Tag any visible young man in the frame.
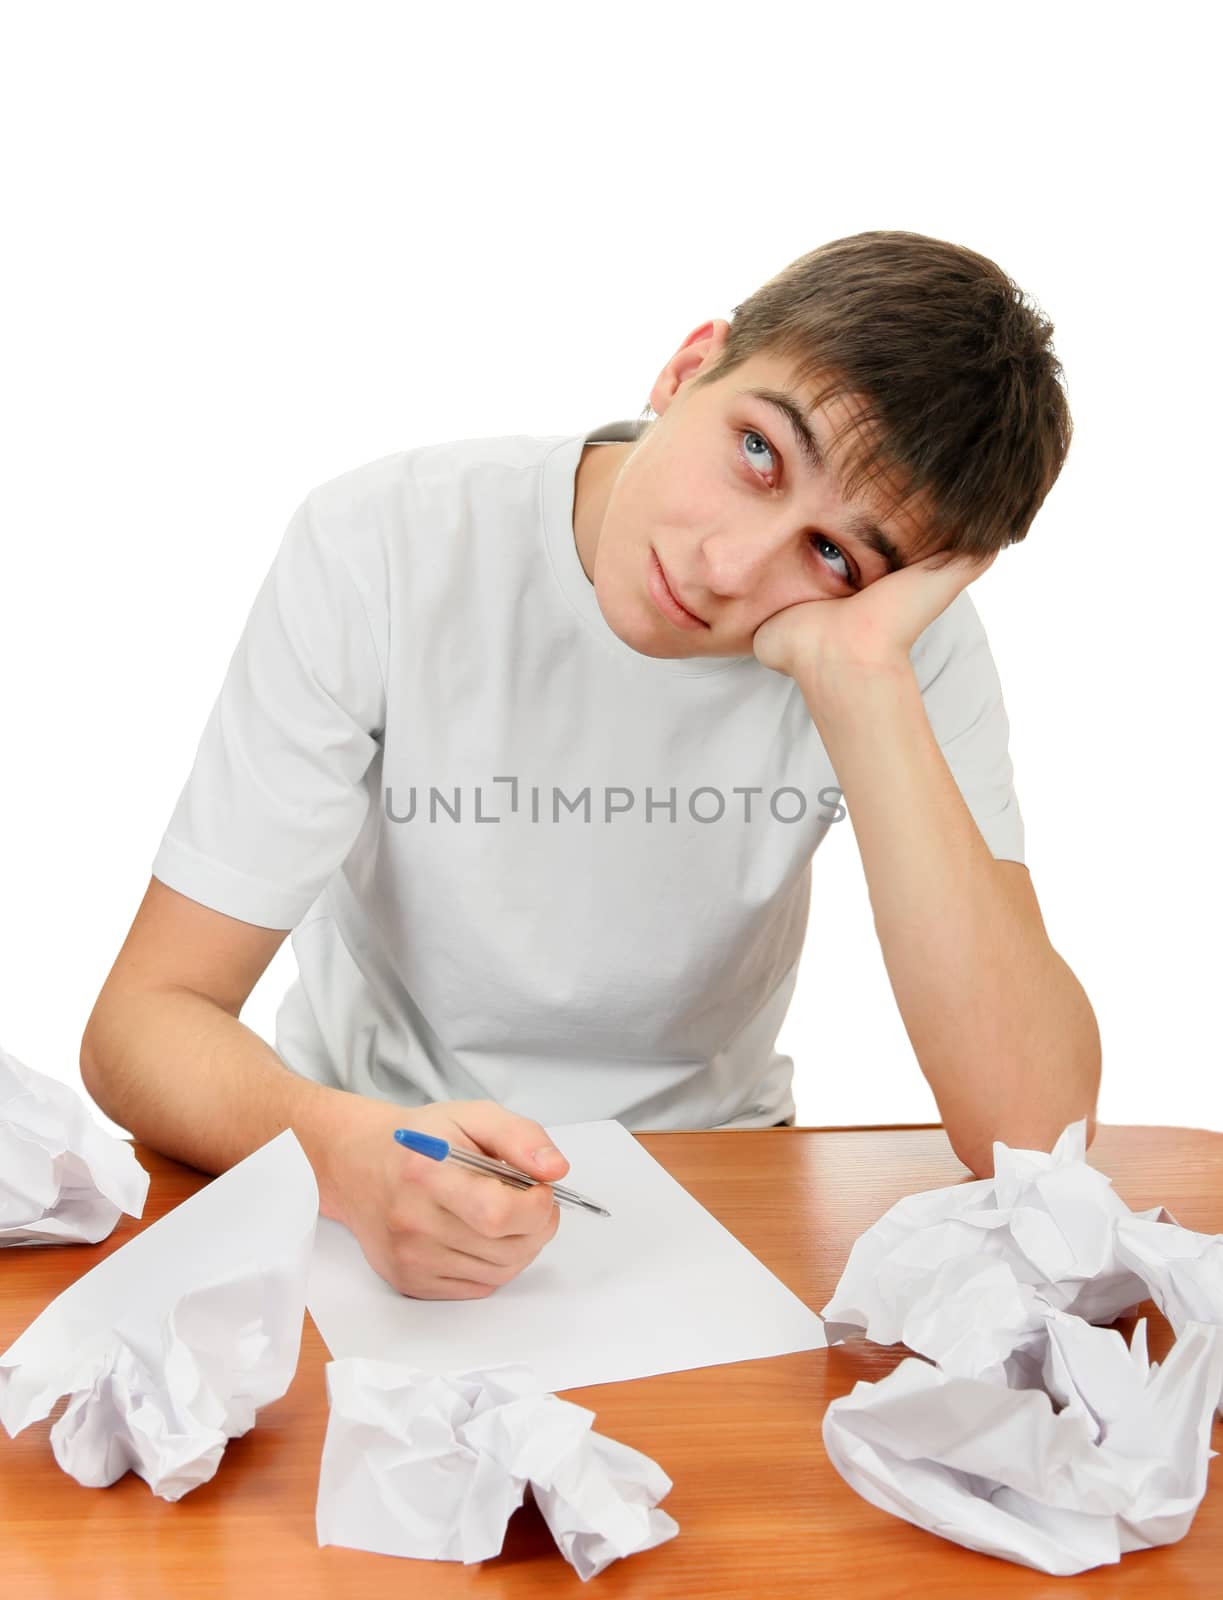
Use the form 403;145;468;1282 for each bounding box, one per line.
80;231;1101;1302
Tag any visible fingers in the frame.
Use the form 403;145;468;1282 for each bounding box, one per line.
430;1160;561;1239
915;547;998;581
377;1099;570;1300
381;1194;561;1299
446;1100;571;1183
428;1279;497;1301
403;1098;569;1236
430;1190;561;1267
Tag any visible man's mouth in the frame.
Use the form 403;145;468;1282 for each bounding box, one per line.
648;547;708;629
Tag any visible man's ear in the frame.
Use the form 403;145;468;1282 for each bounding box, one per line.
652;318;732;413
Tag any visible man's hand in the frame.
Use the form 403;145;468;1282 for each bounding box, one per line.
752;549;998;679
327;1097;570;1300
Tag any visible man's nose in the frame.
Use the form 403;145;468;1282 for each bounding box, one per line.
701;527;788;598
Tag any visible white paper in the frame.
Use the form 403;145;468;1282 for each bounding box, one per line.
0;1130;318;1499
823;1316;1223;1576
1114;1214;1223;1367
316;1357;678;1579
0;1042;148;1244
306;1119;827;1392
819;1119;1223;1575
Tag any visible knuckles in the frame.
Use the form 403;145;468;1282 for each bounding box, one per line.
385;1202;427;1238
474;1185;557;1238
391;1273;497;1301
472;1194;517;1236
379;1211;559;1299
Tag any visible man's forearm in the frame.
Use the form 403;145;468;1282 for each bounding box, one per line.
796;654;1101;1175
80;986;360;1222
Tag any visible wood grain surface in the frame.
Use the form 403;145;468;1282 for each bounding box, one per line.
1;1123;1220;1598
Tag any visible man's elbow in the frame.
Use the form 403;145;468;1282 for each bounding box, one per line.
79;989;125;1114
948;1106;1099;1181
80;1023;112;1122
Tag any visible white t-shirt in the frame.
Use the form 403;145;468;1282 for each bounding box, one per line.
150;419;1024;1130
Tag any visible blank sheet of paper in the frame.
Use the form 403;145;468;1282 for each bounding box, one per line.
305;1119;827;1393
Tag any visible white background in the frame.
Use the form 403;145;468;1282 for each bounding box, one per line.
2;2;1218;1136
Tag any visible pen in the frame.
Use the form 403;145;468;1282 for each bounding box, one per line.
392;1129;612;1218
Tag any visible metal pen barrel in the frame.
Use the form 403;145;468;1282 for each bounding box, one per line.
446;1146;611;1217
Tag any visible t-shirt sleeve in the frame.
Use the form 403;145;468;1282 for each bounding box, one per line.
913;589;1025;866
150;494;387;929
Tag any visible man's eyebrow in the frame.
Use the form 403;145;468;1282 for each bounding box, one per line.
738;385;908;573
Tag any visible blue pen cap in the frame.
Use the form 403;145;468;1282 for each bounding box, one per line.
393;1128;450;1161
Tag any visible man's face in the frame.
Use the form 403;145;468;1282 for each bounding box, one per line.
573;320;933;660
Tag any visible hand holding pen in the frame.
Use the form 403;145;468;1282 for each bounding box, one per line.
394;1128;611;1217
327;1098;580;1301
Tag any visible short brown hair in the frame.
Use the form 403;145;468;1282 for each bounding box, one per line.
640;230;1072;560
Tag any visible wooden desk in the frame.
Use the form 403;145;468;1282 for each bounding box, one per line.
2;1125;1220;1598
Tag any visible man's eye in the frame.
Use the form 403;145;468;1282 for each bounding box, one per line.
811;534;851;583
740;425;857;587
740;428;777;476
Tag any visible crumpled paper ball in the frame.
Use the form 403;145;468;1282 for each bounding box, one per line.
0;1043;148;1244
818;1119;1223;1575
316;1358;679;1579
0;1130;318;1500
823;1314;1222;1576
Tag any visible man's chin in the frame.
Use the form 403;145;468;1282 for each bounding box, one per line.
629;636;696;660
617;625;743;662
596;580;735;660
617;606;702;659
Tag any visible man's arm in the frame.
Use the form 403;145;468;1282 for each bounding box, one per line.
751;551;1101;1178
80;876;365;1220
793;652;1100;1177
81;877;569;1298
